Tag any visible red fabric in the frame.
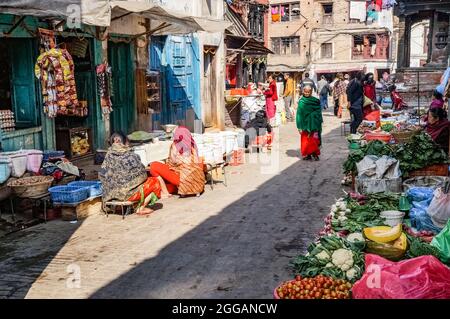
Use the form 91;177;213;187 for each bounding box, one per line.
266;97;276;119
173;126;197;156
300;131;320;157
364;109;381;128
264;80;278;101
150;161;180;193
363;83;376;102
426;119;450;141
352;254;450;299
430;99;445;110
226;64;237;87
128;177;162;202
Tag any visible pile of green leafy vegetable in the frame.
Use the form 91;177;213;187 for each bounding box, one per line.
291;235;365;283
405;235;442;260
343;140;395;174
332;193;399;233
393;133;448;176
342;132;448;176
381;123;395;132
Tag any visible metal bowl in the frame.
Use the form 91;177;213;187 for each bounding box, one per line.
161;124;178;133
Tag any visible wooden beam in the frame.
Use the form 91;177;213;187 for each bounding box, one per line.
4;15;26;35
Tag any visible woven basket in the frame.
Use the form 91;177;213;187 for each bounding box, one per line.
7;176;54;198
408;164;449;177
392;130;421;144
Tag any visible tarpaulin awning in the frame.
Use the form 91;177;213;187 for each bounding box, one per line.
111;1;231;35
0;0;231;34
0;0;111;26
225;34;273;55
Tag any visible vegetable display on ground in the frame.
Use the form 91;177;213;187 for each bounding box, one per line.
275;275;352;299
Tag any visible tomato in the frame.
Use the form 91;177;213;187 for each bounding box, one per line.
346;282;352;289
295;286;300;292
331;291;337;298
315;292;322;299
296;275;302;281
305;284;312;290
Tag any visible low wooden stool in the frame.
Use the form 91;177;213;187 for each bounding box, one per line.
104;201;134;219
205;162;228;190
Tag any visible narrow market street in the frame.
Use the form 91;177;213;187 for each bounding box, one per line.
0;110;347;299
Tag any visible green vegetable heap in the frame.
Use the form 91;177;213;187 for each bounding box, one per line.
343;132;448;176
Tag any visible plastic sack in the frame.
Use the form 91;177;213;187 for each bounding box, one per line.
427;188;450;229
410;207;442;234
407;187;434;203
431;219;450;264
352;254;450;299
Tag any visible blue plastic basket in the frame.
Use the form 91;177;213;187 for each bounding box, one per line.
49;186;89;203
68;181;103;197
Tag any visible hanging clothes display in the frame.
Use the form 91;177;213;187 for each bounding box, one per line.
35;48;80;118
349;1;367;22
382;0;397;9
96;63;113;120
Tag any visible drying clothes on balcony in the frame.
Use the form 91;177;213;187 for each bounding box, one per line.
371;44;377;57
349;1;366;22
272;13;280;22
378;8;394;32
382;0;397;9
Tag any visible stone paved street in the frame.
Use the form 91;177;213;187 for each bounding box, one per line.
0;109;347;299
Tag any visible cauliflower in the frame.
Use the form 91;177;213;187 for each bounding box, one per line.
339;211;346;216
325;262;334;268
331;249;354;271
331;205;337;213
345;209;351;213
316;250;331;261
337;216;348;222
347;232;364;243
346;267;357;280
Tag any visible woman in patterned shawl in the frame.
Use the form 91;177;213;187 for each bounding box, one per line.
149;127;205;196
99;132;169;215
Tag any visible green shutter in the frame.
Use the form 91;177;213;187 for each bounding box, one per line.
9;38;37;128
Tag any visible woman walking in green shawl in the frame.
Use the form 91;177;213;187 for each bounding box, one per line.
296;86;323;161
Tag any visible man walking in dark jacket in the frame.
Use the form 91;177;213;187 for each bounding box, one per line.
300;73;317;93
346;71;364;134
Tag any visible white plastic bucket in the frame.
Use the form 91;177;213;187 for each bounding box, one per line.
380;210;405;227
223;132;238;154
24;150;43;173
1;151;27;178
202;145;215;164
192;133;204;146
0;157;12;184
133;146;148;166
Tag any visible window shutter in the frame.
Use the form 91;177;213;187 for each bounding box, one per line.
9;38;37;128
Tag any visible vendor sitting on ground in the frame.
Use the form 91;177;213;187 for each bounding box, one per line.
425;108;450;154
99;132;170;215
149;127;205;197
244;110;272;149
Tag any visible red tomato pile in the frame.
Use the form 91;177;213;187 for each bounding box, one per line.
275;275;352;299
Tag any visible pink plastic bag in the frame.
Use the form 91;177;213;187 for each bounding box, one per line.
352;254;450;299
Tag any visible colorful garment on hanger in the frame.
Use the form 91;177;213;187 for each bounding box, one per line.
96;63;113;120
35;48;79;118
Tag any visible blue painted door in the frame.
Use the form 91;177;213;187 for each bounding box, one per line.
161;35;200;126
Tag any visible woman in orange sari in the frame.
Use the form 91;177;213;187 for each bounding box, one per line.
149;127;205;196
